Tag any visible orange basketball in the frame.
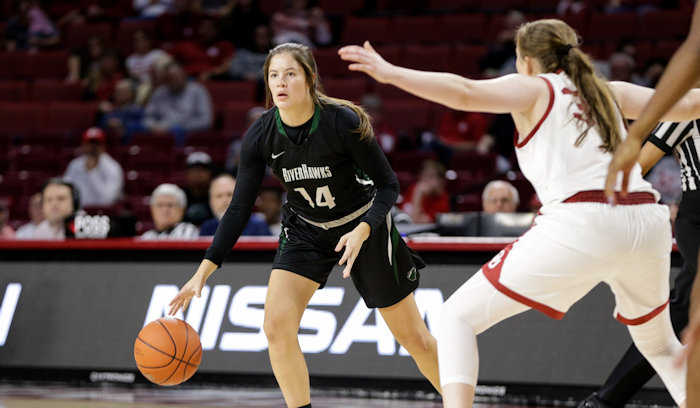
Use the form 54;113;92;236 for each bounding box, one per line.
134;317;202;386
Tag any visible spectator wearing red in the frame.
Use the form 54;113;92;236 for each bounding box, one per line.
400;159;451;224
169;17;234;80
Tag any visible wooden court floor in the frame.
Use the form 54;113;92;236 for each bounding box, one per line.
0;384;448;408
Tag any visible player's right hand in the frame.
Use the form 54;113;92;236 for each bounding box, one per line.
168;274;206;316
338;41;395;84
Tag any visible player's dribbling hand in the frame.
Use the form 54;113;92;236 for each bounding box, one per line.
168;273;206;316
604;132;643;204
338;41;394;84
335;222;371;279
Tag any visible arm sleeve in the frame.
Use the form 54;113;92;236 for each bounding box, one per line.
337;107;400;230
204;120;267;266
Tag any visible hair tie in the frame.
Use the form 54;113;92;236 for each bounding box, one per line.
557;44;574;57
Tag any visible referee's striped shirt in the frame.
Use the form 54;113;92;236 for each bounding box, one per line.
647;121;700;192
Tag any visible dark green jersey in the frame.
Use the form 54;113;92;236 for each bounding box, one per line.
206;104;400;266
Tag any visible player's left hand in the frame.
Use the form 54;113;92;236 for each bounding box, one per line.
335;222;371;278
604;132;643;204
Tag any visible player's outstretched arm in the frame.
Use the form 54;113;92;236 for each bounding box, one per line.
168;259;218;315
338;41;542;114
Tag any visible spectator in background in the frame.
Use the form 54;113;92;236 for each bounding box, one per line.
64;127;124;207
31;179;80;240
125;30;169;100
141;183;198;239
482;180;519;213
400;159;451;224
169;17;234;80
227;24;273;82
270;0;332;48
192;0;234;17
5;0;60;51
85;49;124;103
218;0;267;50
199;174;270;236
601;52;648;86
133;0;174;18
98;79;145;143
143;62;213;145
67;35;105;84
479;10;525;75
362;93;400;154
256;186;283;237
14;193;44;239
0;200;15;239
155;0;202;41
431;109;491;166
182;151;215;225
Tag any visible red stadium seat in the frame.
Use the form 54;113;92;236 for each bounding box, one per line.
428;0;478;12
454;44;489;77
10;145;66;175
0;81;28;101
184;131;234;150
449;152;498;179
384;100;433;134
341;17;391;46
124;146;175;174
62;22;114;51
31;80;84;102
203;81;257;109
222;102;260;134
0;52;26;80
403;45;455;73
45;102;97;132
24;50;70;80
389;151;438;173
129;131;176;151
386;16;439;45
313;47;351;78
320;78;368;103
454;193;482;212
652;40;682;61
436;14;488;44
259;0;284;15
0;102;45;133
638;10;690;41
19;130;74;148
319;0;364;14
585;12;637;43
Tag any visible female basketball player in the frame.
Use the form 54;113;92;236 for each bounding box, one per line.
168;42;439;408
339;19;700;408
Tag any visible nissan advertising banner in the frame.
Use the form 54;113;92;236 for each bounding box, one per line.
0;249;677;389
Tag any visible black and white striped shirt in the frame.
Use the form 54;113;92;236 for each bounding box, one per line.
647;121;700;192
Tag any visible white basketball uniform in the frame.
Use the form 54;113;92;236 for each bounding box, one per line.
438;72;685;404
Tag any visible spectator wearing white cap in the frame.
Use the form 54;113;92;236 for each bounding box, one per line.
141;183;199;240
183;151;215;225
63;127;124;207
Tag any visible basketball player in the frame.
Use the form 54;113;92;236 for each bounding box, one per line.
339;19;700;408
604;4;700;404
581;121;700;408
168;43;439;408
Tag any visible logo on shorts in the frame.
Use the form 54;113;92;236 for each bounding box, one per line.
407;267;417;281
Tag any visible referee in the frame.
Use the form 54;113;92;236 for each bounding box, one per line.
580;120;700;408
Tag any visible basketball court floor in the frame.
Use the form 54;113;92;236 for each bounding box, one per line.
0;384;446;408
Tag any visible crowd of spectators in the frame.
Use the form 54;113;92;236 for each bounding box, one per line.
0;0;690;239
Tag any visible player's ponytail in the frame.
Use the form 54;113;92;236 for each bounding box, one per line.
263;43;374;142
516;19;623;153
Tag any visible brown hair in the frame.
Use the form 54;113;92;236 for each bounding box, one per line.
262;43;374;141
515;19;622;152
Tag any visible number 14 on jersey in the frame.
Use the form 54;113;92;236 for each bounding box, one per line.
294;186;336;209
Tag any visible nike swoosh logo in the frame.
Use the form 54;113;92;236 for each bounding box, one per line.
271;151;286;159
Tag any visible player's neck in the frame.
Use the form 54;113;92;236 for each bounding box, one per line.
278;100;315;127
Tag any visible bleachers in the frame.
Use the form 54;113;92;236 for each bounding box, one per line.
0;1;686;228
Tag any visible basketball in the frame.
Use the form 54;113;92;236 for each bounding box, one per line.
134;317;202;386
